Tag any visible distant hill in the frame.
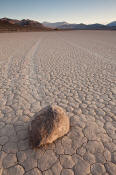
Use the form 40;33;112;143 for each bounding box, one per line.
55;22;115;30
43;21;116;30
107;21;116;27
43;21;69;28
0;18;52;32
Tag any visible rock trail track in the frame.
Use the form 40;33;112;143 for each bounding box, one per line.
0;31;116;175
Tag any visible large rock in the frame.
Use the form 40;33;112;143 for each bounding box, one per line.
29;105;70;147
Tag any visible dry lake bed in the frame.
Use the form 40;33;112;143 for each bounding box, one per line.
0;31;116;175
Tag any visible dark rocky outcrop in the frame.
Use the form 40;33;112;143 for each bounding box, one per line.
0;18;52;32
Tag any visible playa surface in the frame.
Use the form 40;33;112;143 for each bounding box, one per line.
0;31;116;175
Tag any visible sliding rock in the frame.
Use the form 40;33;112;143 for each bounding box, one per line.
29;105;70;147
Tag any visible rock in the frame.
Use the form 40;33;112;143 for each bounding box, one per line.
29;105;70;147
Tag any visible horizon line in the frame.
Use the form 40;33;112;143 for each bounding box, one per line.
0;16;115;25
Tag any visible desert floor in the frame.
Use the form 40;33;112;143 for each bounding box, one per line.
0;31;116;175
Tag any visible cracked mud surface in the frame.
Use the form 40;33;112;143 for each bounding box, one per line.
0;31;116;175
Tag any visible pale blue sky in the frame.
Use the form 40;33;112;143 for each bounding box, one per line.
0;0;116;24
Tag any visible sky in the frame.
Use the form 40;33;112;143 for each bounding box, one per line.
0;0;116;24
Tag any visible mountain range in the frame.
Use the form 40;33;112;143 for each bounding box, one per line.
42;21;69;28
0;18;116;32
107;21;116;27
43;21;116;30
0;18;51;32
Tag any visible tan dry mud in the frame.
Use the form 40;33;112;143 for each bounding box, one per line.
0;31;116;175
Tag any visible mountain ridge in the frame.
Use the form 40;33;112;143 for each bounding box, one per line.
42;21;116;30
0;17;52;32
43;21;69;28
107;21;116;27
